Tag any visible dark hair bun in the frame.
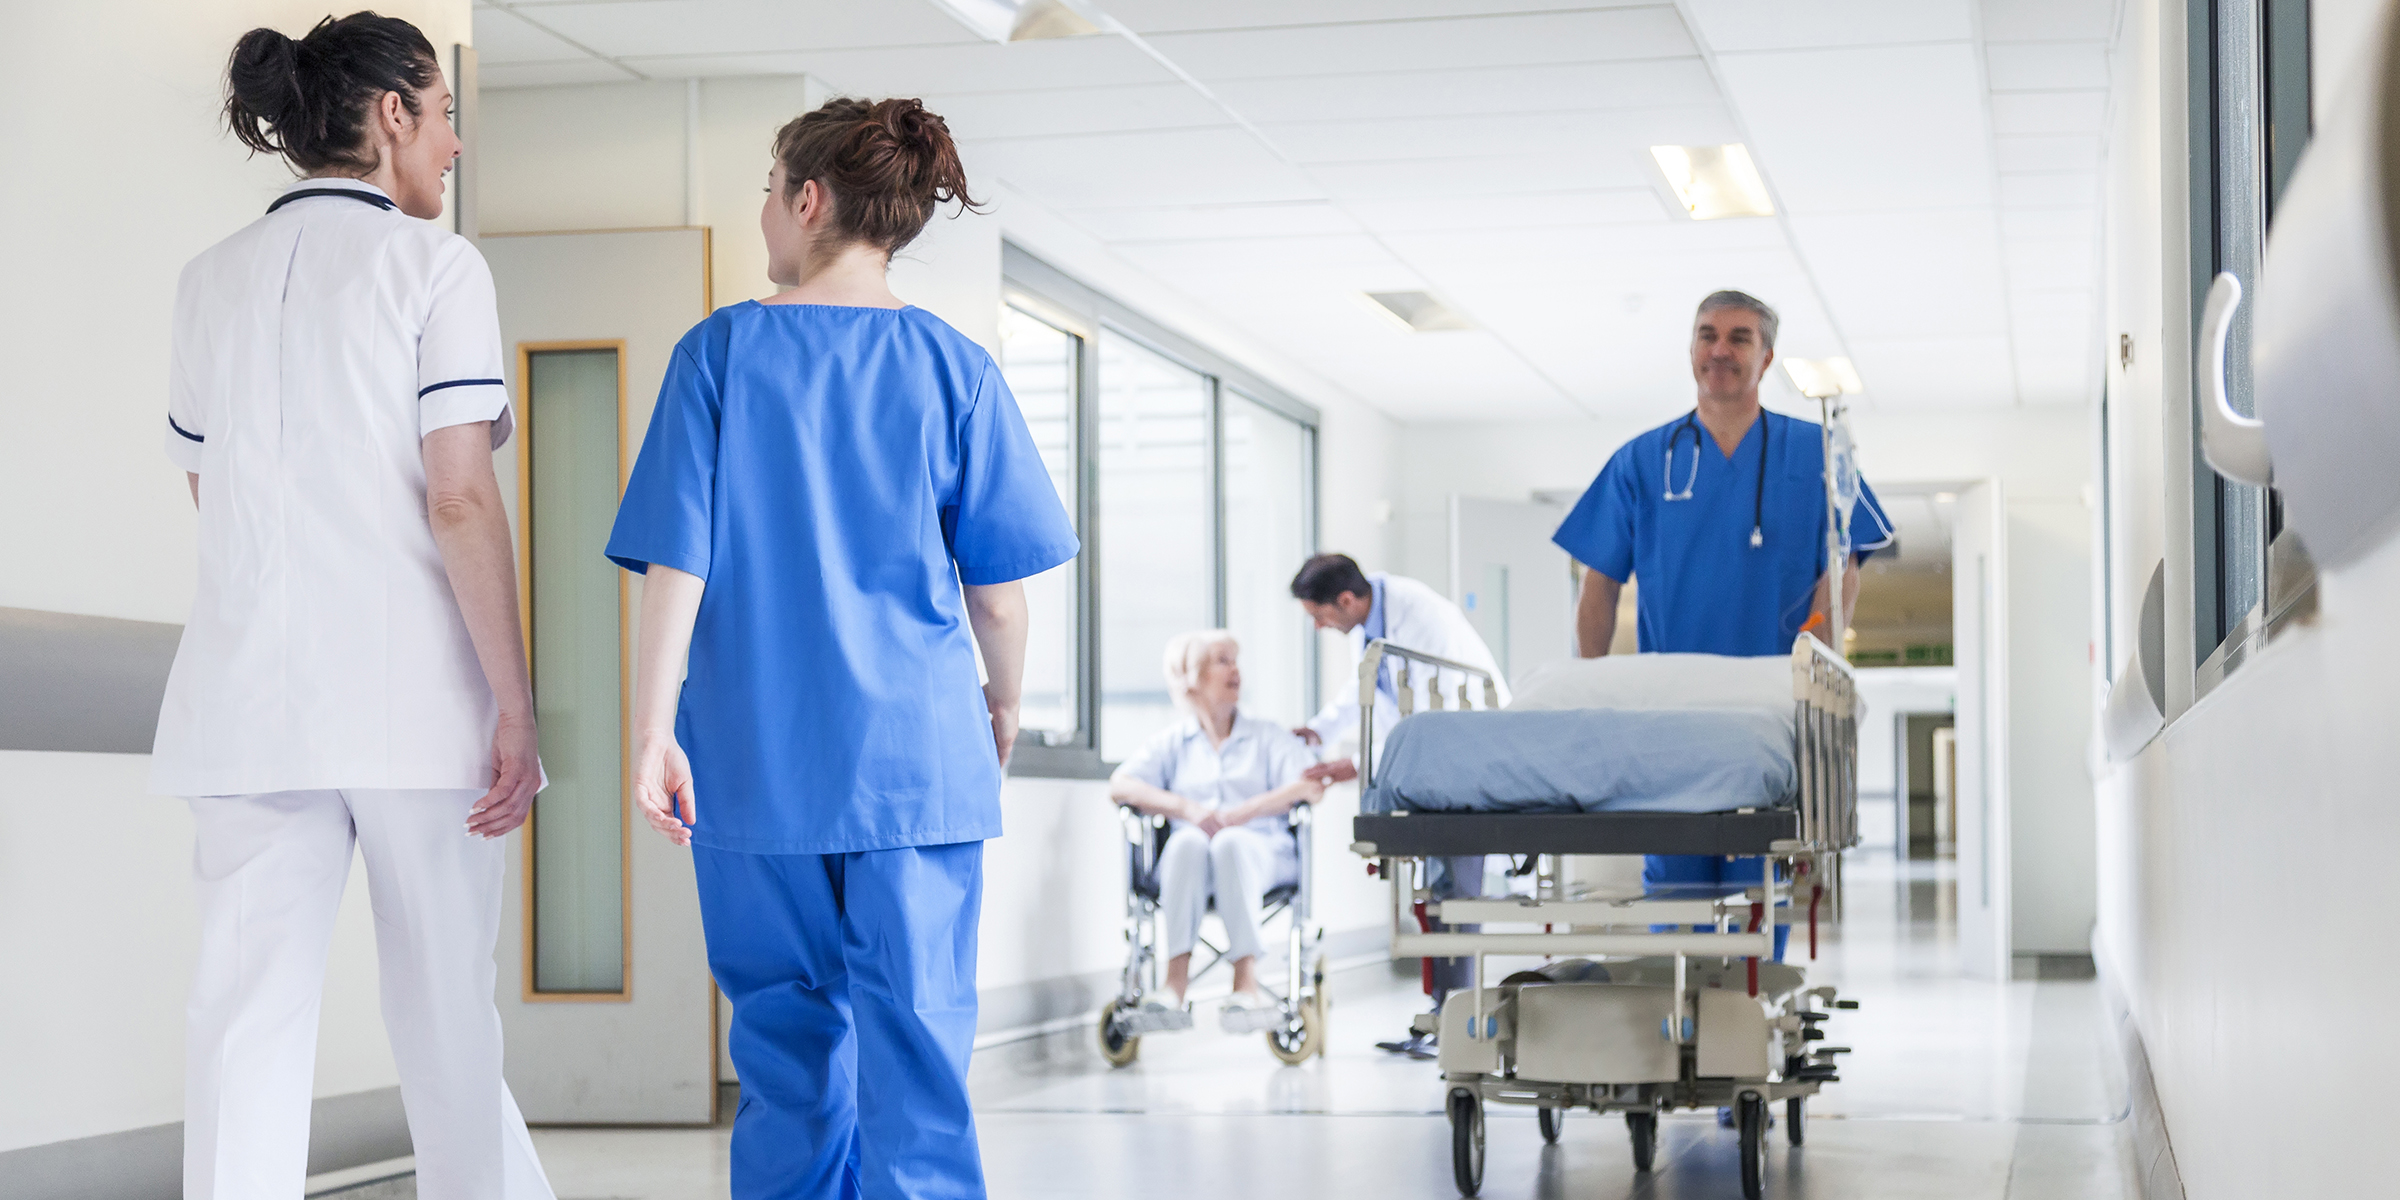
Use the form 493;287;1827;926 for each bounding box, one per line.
223;12;441;173
772;97;985;256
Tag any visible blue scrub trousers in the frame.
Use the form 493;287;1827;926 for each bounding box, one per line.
1643;854;1790;961
695;842;985;1200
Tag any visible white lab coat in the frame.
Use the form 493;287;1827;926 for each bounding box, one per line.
1305;572;1510;747
152;177;513;797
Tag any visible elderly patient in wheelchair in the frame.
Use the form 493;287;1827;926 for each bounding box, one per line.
1109;630;1324;1035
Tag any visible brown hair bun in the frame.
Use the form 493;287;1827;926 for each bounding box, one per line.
771;97;984;256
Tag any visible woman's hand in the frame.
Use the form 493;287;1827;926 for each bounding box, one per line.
466;708;541;838
986;692;1021;768
631;731;697;847
1195;806;1230;837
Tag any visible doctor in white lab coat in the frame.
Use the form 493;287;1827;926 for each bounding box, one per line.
1287;553;1507;1056
154;16;552;1199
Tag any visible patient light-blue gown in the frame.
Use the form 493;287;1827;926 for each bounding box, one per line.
608;302;1077;1200
1552;409;1891;958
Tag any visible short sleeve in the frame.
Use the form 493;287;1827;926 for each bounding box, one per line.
1850;478;1895;562
946;361;1080;586
606;342;720;579
417;240;512;449
1260;724;1318;787
164;267;206;473
1117;727;1180;792
1552;443;1640;581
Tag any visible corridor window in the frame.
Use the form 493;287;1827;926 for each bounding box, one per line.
1001;245;1321;777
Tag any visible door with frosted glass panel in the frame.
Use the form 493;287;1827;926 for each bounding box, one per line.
484;228;716;1124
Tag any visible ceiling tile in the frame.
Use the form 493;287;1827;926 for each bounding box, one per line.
1998;171;2100;207
1687;0;1973;51
630;36;1175;92
1845;336;2020;405
1990;90;2108;135
1101;0;1648;35
1063;201;1362;241
504;0;972;57
2000;206;2097;240
1344;190;1671;233
1144;8;1698;80
964;127;1322;208
1987;42;2111;90
472;6;596;65
480;58;641;88
1787;210;2010;338
2004;238;2097;281
1994;134;2102;172
1110;233;1405;277
1258;108;1739;166
1308;153;1652;199
1206;58;1724;123
1715;43;1995;212
1981;0;2121;42
922;84;1230;140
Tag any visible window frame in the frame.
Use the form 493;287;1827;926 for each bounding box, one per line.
1000;244;1322;778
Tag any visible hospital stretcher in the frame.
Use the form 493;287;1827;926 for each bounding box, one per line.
1348;635;1861;1200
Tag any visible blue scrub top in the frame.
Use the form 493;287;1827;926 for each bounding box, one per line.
606;303;1080;855
1552;409;1892;657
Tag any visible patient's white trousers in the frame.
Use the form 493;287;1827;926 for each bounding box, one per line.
184;788;553;1200
1158;825;1298;963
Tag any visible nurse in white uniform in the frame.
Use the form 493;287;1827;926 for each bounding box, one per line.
1110;632;1324;1032
154;15;552;1199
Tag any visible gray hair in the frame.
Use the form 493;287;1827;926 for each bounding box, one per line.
1694;290;1779;349
1161;629;1240;715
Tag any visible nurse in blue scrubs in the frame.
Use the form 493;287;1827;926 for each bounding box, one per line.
607;98;1077;1200
1551;290;1892;955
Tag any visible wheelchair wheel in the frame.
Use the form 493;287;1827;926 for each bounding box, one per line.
1626;1109;1658;1172
1266;990;1323;1064
1447;1088;1485;1196
1538;1106;1561;1143
1737;1090;1769;1200
1097;999;1140;1067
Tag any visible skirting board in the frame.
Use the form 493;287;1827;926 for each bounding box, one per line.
2101;973;2189;1200
0;1087;410;1200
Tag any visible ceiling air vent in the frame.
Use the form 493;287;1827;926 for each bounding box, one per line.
1364;290;1474;333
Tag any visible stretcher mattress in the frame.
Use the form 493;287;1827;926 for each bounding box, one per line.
1359;708;1795;816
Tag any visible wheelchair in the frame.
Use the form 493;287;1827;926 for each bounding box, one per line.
1097;801;1327;1066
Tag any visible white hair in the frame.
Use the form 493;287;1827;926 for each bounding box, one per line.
1161;629;1239;715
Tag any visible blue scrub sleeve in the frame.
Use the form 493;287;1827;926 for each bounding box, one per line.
1850;479;1895;562
946;363;1080;586
1552;443;1640;580
607;342;721;579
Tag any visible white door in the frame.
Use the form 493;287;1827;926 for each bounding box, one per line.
1449;496;1576;687
1949;480;2012;981
483;228;718;1123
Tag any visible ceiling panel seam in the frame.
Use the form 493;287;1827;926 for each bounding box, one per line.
483;0;648;80
1089;10;1603;418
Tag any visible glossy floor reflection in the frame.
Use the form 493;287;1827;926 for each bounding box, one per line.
333;853;2135;1200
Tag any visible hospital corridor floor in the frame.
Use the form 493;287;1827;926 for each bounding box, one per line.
318;856;2136;1200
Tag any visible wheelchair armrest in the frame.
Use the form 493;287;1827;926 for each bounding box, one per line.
1284;799;1314;830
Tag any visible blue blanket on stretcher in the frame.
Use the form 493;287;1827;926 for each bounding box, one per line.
1358;708;1795;816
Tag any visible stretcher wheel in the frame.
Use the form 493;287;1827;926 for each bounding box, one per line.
1786;1095;1804;1146
1736;1091;1769;1200
1447;1088;1485;1196
1626;1110;1658;1172
1266;989;1324;1064
1537;1106;1561;1143
1097;999;1140;1067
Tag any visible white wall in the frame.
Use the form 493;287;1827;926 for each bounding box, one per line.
476;78;1406;1009
1396;403;2096;953
0;0;475;1157
2090;0;2400;1192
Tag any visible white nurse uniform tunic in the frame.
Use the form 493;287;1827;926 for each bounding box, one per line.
154;177;552;1200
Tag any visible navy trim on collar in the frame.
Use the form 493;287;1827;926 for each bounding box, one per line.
168;414;204;443
419;378;504;397
267;187;396;214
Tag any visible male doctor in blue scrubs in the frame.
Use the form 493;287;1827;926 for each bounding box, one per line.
1551;290;1891;949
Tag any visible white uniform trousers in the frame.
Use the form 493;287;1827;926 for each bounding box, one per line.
1157;824;1299;963
184;788;553;1200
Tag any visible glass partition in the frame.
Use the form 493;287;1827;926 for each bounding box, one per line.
1222;392;1313;728
1097;331;1212;762
997;306;1082;742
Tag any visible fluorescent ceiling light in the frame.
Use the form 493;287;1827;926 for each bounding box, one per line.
1782;356;1864;398
1649;144;1775;220
928;0;1099;42
1363;290;1474;333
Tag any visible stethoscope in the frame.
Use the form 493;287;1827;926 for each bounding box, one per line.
1663;412;1769;548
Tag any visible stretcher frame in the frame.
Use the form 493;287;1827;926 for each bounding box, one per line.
1346;633;1860;1198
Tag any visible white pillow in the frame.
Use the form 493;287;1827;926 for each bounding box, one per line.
1509;653;1793;729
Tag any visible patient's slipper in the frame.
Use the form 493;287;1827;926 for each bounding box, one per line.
1218;992;1282;1034
1118;999;1194;1036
